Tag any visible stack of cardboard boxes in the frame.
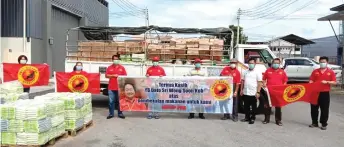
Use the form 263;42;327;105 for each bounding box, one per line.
70;37;225;62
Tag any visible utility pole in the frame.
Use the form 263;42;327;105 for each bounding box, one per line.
144;7;149;27
236;9;241;46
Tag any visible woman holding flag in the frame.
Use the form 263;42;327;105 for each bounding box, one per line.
17;55;30;93
72;62;87;74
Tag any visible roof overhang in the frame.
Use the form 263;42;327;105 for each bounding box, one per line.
330;4;344;11
318;11;344;21
271;34;315;45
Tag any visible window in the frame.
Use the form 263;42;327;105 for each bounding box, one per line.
285;59;311;66
244;49;274;64
295;48;301;51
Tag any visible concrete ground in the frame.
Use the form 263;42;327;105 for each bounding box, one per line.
48;93;344;147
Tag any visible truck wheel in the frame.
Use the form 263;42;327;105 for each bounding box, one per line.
102;88;109;96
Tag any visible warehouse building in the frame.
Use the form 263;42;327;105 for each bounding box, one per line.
1;0;109;74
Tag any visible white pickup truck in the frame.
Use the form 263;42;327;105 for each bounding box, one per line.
282;57;342;82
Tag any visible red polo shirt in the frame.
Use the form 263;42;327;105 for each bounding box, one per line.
310;68;336;92
106;64;127;90
220;66;241;84
263;68;288;86
146;66;166;76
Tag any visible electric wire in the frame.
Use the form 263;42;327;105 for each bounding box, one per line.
242;0;299;18
109;0;145;19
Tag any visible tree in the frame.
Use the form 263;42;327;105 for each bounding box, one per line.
229;25;248;46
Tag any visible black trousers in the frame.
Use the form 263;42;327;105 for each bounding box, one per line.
264;107;282;122
243;95;257;120
311;92;330;127
23;88;30;93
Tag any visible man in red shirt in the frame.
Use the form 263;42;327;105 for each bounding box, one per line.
106;54;127;119
219;58;241;122
309;56;337;130
262;58;287;126
146;56;166;119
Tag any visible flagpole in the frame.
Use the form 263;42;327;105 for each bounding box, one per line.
263;87;272;107
54;71;57;93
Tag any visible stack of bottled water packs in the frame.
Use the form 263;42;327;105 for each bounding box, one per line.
0;98;65;145
35;92;93;130
0;81;29;104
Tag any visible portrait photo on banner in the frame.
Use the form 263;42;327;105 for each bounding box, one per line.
117;76;234;113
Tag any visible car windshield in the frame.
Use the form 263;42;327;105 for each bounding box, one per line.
311;59;319;64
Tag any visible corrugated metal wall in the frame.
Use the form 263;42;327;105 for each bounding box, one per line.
26;0;43;39
51;7;80;72
0;0;24;37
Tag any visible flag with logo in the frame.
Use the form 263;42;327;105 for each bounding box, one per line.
55;72;100;94
267;83;323;107
3;63;50;88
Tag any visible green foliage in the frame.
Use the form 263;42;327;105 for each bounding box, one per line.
229;25;248;45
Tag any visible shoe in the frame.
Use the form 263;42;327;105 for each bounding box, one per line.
118;114;125;119
106;115;114;119
199;115;205;119
188;115;194;119
309;124;319;128
262;120;269;124
276;121;283;126
221;114;229;120
147;115;153;119
241;119;249;122
232;117;238;122
154;115;160;119
249;120;255;124
320;126;327;130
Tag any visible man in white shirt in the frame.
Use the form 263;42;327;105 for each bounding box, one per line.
187;58;207;119
240;58;263;124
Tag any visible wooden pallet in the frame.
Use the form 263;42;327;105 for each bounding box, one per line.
67;120;93;137
1;132;68;147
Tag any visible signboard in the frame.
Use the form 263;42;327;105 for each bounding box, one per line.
117;76;233;113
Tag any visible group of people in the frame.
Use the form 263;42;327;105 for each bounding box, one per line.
14;54;336;131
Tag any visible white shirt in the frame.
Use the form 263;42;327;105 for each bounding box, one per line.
242;69;262;96
187;69;207;77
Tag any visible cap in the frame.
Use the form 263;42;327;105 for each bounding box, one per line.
194;58;202;63
230;58;238;63
152;56;160;61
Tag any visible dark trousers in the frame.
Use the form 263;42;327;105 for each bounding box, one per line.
108;90;122;116
189;113;204;117
311;92;330;127
264;107;282;122
243;95;257;120
23;88;30;93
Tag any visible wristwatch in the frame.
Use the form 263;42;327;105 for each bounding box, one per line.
256;92;260;94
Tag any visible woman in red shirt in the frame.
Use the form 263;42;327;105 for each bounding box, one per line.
120;82;147;111
17;55;30;93
72;62;87;74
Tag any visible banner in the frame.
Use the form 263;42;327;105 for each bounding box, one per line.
267;83;323;107
3;63;50;88
55;72;100;94
117;76;233;113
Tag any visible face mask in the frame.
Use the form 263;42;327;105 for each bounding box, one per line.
195;63;201;68
20;60;27;64
230;64;236;68
320;63;327;68
153;62;158;66
113;60;120;65
272;64;280;69
248;64;255;70
76;66;83;71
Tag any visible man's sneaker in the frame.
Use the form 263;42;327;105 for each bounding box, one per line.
241;119;249;122
249;120;255;124
262;120;270;124
106;115;114;119
188;115;194;119
154;115;160;119
276;121;283;126
320;126;327;130
118;114;125;119
232;117;238;122
309;124;319;128
199;115;205;119
147;115;153;119
221;115;230;120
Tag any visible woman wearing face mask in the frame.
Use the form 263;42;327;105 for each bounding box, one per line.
72;62;87;74
17;55;30;93
120;82;147;111
187;58;207;119
145;56;166;119
106;54;127;119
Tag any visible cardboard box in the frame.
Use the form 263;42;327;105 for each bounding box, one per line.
160;54;175;60
103;51;118;58
211;45;223;49
187;55;200;60
77;51;91;57
78;42;92;51
77;57;90;61
92;42;105;51
66;56;78;61
90;52;104;61
175;55;187;59
187;49;199;55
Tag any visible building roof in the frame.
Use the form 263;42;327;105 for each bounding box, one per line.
318;11;344;21
271;34;315;45
330;4;344;11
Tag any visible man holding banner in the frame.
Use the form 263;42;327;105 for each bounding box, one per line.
220;58;241;122
262;58;287;126
309;56;337;130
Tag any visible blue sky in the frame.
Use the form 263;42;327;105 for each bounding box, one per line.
108;0;343;41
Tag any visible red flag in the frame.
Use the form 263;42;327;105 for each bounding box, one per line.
55;72;100;94
267;83;323;107
3;63;50;88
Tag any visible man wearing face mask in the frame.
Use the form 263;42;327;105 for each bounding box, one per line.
219;58;241;121
262;58;287;126
146;56;166;119
240;58;263;124
309;56;337;130
106;55;127;119
187;58;207;119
